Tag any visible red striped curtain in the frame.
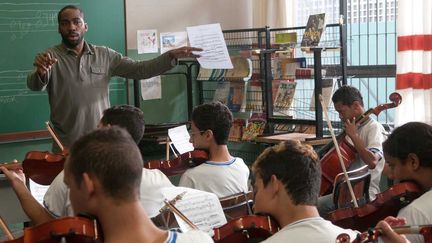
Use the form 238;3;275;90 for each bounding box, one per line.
395;0;432;126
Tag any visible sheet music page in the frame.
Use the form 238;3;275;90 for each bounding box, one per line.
168;125;194;154
29;179;49;205
186;23;233;69
161;187;227;236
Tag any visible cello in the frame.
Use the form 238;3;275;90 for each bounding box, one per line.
213;215;280;243
144;150;208;176
328;181;422;232
319;92;402;196
335;224;432;243
21;122;67;185
0;216;102;243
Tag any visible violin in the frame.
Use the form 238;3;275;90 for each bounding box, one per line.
328;181;422;232
20;122;68;185
319;92;402;196
213;215;280;243
0;216;102;243
144;150;208;176
336;224;432;243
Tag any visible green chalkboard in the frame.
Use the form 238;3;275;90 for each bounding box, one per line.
0;0;126;134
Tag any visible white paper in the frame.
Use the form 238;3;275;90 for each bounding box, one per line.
161;187;227;236
29;179;49;205
141;76;162;100
160;31;188;54
168;125;194;154
137;29;158;54
186;23;233;69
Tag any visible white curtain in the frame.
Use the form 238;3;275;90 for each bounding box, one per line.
395;0;432;126
252;0;289;28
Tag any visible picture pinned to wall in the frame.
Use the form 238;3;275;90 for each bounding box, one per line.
137;29;158;54
160;32;188;54
141;76;162;100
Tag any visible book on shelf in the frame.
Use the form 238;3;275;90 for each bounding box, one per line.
301;13;326;51
213;81;231;104
226;81;246;112
280;57;307;79
245;80;263;112
229;118;246;142
295;68;326;79
242;113;267;141
275;32;297;45
310;78;336;111
225;56;252;82
273;80;297;116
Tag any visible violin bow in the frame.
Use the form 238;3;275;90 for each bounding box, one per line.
163;193;198;230
45;121;65;152
0;216;14;240
319;95;359;208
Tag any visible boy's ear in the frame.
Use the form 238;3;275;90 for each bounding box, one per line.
407;153;420;170
82;172;95;197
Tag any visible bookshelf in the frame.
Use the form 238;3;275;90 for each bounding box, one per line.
194;24;344;142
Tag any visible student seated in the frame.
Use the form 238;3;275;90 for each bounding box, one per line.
179;101;250;198
0;105;173;225
252;140;358;243
382;122;432;243
318;85;386;217
62;126;213;242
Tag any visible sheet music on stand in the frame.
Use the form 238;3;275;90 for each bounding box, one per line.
168;125;194;154
160;187;227;236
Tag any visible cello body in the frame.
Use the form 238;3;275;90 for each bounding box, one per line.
328;182;422;232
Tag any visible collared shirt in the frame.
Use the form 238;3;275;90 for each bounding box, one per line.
27;41;175;147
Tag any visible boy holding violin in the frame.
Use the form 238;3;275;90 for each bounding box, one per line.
0;105;174;225
318;85;386;217
178;101;250;198
62;126;213;242
381;121;432;243
252;140;358;242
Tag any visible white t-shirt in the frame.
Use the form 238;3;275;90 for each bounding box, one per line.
262;217;359;243
164;229;214;243
178;157;249;198
43;168;174;218
397;189;432;243
346;118;386;200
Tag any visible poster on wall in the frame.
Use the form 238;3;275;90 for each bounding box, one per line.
160;31;188;54
141;76;162;100
137;29;158;54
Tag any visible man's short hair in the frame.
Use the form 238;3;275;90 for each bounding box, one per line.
383;122;432;168
100;105;145;144
252;140;321;205
57;5;84;23
68;126;143;202
332;85;364;107
191;101;233;145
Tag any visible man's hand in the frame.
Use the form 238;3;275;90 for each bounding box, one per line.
33;52;58;78
168;46;203;59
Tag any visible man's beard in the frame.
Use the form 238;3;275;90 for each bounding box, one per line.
61;33;83;49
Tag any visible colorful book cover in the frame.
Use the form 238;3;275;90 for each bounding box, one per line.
301;13;326;48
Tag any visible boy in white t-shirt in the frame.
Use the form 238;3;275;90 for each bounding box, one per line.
62;127;212;242
252;140;358;243
178;102;249;198
1;105;174;225
317;85;386;218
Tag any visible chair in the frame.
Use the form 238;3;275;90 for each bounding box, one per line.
332;165;371;209
219;191;254;220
